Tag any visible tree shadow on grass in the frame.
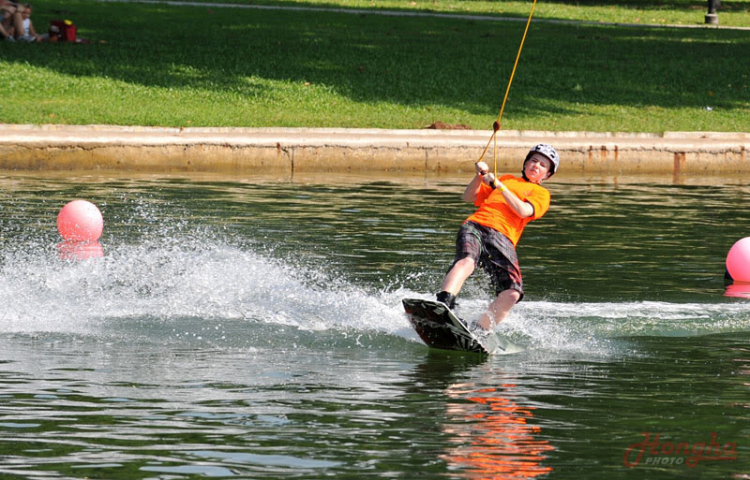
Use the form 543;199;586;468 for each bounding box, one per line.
155;0;750;15
1;0;748;126
455;0;750;11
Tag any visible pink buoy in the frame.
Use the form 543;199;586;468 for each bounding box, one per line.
726;237;750;283
57;200;104;241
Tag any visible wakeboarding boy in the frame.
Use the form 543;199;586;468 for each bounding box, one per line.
436;144;559;335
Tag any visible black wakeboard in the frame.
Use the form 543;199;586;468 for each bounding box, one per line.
402;298;512;355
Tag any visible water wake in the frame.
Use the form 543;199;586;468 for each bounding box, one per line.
0;237;413;340
0;237;747;354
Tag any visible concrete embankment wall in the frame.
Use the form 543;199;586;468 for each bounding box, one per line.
0;124;748;175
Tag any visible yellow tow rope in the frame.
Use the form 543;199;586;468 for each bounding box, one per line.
476;0;539;179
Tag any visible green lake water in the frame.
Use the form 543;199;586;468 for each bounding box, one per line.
0;172;748;479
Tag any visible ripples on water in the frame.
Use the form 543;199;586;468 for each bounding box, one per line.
0;173;748;479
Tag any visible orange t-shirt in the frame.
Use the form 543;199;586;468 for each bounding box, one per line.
465;174;551;246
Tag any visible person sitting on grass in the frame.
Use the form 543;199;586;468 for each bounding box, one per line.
3;3;46;42
0;0;21;41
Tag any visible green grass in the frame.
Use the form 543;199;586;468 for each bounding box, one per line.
0;0;748;132
201;0;750;27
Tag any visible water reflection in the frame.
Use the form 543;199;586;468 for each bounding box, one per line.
724;282;750;299
57;240;104;261
410;354;554;479
442;381;554;479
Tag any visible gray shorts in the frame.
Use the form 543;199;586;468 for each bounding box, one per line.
451;221;524;299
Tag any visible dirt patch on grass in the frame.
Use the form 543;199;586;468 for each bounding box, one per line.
425;122;472;130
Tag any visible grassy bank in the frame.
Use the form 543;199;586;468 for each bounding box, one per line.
197;0;750;27
0;0;748;132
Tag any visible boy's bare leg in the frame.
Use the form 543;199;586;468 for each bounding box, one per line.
475;289;521;330
439;257;475;295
